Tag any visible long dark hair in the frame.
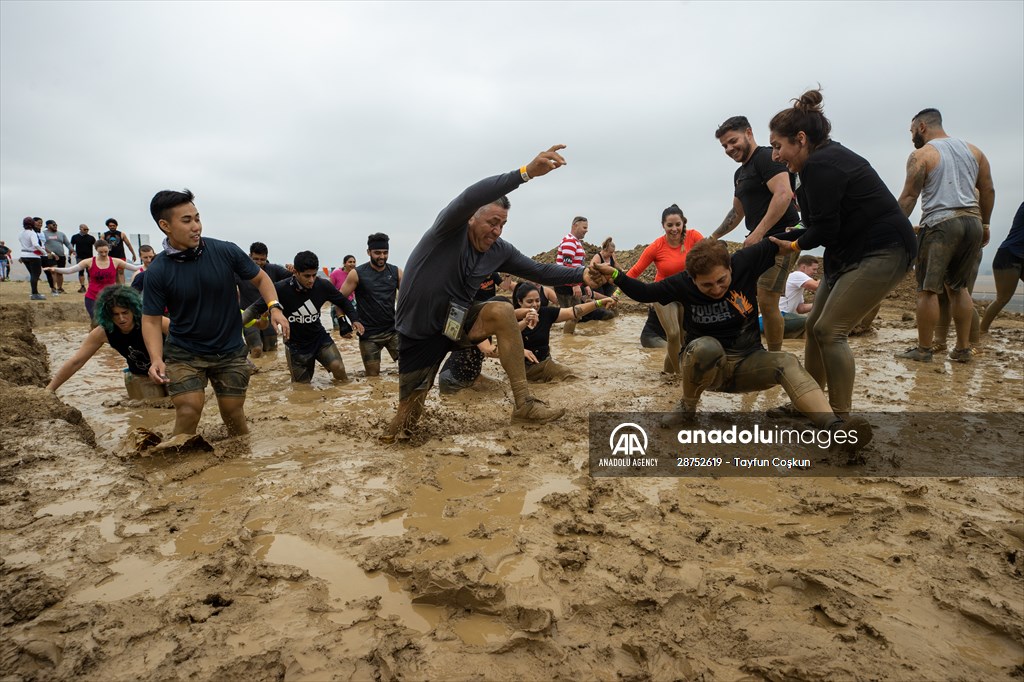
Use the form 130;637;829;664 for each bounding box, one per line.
513;281;540;308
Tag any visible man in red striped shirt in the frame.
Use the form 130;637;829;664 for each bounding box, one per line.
554;216;589;334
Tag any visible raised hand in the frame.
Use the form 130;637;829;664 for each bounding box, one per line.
525;144;567;179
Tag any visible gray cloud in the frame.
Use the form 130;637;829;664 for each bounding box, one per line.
3;1;1021;268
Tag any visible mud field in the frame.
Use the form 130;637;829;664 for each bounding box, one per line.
1;276;1023;682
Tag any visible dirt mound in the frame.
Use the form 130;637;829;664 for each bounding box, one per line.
0;305;50;386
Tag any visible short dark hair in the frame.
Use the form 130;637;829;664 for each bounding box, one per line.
492;196;511;210
249;242;269;256
149;189;195;225
769;88;832;150
686;238;731;277
913;108;942;127
796;254;819;268
715;116;750;139
572;216;588;225
367;233;390;249
45;219;56;226
105;218;118;227
139;244;155;254
293;250;319;272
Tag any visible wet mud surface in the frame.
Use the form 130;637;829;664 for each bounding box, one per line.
1;280;1023;681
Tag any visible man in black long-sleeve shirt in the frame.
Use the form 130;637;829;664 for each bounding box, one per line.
244;251;360;383
385;144;607;442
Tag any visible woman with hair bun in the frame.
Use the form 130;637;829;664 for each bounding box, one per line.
626;204;704;373
767;89;916;416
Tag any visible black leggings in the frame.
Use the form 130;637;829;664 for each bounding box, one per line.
23;258;42;294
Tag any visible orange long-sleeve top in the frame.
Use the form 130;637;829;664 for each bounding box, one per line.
626;230;704;281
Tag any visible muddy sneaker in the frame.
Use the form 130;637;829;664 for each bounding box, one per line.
766;402;802;418
928;342;947;353
947;347;973;363
511;397;565;425
829;415;873;455
660;399;697;428
895;346;932;362
77;285;86;293
30;293;46;300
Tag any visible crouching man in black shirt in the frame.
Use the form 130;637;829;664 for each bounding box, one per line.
143;189;290;437
243;250;361;383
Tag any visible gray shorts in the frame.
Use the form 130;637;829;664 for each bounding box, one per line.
916;215;984;293
164;343;250;398
359;330;400;366
285;340;342;383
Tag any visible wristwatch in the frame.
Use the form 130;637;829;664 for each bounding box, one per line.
268;301;284;313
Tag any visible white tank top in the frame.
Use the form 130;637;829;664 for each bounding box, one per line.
921;137;979;227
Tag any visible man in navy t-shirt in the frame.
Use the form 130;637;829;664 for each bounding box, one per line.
142;189;289;437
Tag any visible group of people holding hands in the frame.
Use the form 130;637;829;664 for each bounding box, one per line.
42;87;1019;456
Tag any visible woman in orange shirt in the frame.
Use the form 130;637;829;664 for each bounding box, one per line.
626;204;704;373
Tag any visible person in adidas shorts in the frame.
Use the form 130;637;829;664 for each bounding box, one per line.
243;250;360;383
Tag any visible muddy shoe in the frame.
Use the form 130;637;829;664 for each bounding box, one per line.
660;399;697;428
829;416;873;456
511;398;565;424
766;402;802;418
948;347;973;363
928;341;947;353
895;346;932;362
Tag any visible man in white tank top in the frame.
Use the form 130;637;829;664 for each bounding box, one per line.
896;108;995;363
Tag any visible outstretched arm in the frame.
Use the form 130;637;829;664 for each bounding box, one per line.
590;262;685;306
46;326;107;391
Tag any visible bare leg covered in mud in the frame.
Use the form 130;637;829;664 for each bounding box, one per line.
383;303;565;442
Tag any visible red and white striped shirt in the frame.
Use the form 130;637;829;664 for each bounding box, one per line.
558;232;585;285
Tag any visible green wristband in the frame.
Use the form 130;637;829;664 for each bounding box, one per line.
611;268;619;280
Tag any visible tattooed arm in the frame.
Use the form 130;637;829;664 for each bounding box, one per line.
898;149;929;218
711;197;744;240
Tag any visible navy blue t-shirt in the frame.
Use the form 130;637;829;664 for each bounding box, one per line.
143;237;260;354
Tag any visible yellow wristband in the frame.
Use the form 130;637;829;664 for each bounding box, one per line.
596;299;604;308
520;166;531;182
790;240;800;253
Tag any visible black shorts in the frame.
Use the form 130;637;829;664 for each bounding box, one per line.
397;301;492;400
993;247;1024;273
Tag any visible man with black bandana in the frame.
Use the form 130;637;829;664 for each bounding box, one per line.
384;144;608;441
142;189;289;437
338;233;402;376
244;250;360;383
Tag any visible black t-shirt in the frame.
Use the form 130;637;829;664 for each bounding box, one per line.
475;272;503;301
250;277;357;355
0;244;10;259
792;141;916;285
70;233;96;259
236;262;290;307
131;270;146;293
734;146;800;238
614;240;778;356
143;237;260;354
105;324;152;375
522;305;561;363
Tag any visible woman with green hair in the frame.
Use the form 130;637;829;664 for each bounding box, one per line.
47;285;170;399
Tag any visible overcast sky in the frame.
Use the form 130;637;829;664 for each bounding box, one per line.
2;1;1022;271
